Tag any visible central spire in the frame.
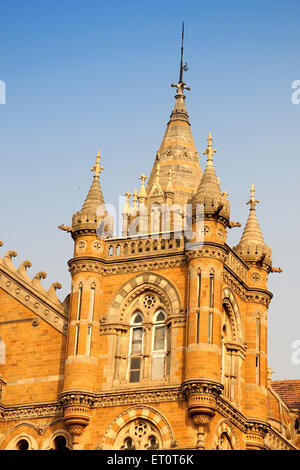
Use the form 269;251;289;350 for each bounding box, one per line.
146;23;202;206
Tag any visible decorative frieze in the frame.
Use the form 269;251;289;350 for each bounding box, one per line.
68;256;187;276
0;402;63;421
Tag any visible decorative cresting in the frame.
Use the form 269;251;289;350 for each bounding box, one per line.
99;406;176;450
245;420;270;450
191;133;230;227
102;272;182;325
60;392;95;445
213;419;239;450
233;185;272;270
183;380;223;449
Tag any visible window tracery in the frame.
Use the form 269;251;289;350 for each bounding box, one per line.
216;432;232;450
116;419;162;450
114;291;171;386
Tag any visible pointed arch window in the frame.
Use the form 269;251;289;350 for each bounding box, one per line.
151;310;167;381
128;312;144;383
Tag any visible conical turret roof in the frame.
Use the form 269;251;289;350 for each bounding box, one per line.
234;185;272;266
146;80;202;206
191;133;230;223
72;151;106;232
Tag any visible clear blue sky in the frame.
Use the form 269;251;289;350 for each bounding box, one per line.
0;0;300;379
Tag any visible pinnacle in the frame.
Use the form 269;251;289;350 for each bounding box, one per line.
193;133;222;201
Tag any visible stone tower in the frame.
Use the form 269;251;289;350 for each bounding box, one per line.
0;40;298;451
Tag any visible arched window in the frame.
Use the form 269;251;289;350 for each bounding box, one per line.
16;439;29;451
216;432;232;450
51;436;71;451
128;312;144;383
221;304;237;402
151;310;167;381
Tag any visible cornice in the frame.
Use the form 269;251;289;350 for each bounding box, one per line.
223;269;272;306
68;255;187;276
1;390;297;449
0;401;63;422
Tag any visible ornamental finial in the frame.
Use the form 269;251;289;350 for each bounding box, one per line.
91;150;104;178
171;22;190;96
247;184;259;210
203;133;217;162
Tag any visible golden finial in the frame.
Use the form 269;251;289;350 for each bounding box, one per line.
91;150;104;178
203;133;217;162
217;177;220;186
247;184;259;210
222;191;230;199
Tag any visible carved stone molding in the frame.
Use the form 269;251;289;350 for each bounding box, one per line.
0;269;68;335
264;428;297;450
68;257;187;276
223;270;272;306
183;380;223;420
93;387;183;407
185;245;228;263
0;402;63;421
245;421;270;450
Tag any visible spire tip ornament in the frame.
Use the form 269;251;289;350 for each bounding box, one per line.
246;184;259;210
203;133;217;163
171;22;190;96
91;150;104;178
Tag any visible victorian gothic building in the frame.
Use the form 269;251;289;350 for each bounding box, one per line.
0;62;299;450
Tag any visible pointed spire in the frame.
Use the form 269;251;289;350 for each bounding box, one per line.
238;184;265;246
193;133;222;199
149;164;164;197
72;150;106;231
138;174;148;203
122;191;132;215
234;185;272;266
191;133;230;223
81;150;105;212
146;24;202;207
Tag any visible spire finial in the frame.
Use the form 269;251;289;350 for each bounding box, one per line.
91;150;104;178
138;174;148;201
123;191;132;214
171;22;190;96
246;184;259;210
139;174;148;185
203;133;217;163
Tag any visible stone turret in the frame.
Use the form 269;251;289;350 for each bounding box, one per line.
191;132;230;230
61;150;107;448
72;151;106;235
233;185;273;448
233;184;272;270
